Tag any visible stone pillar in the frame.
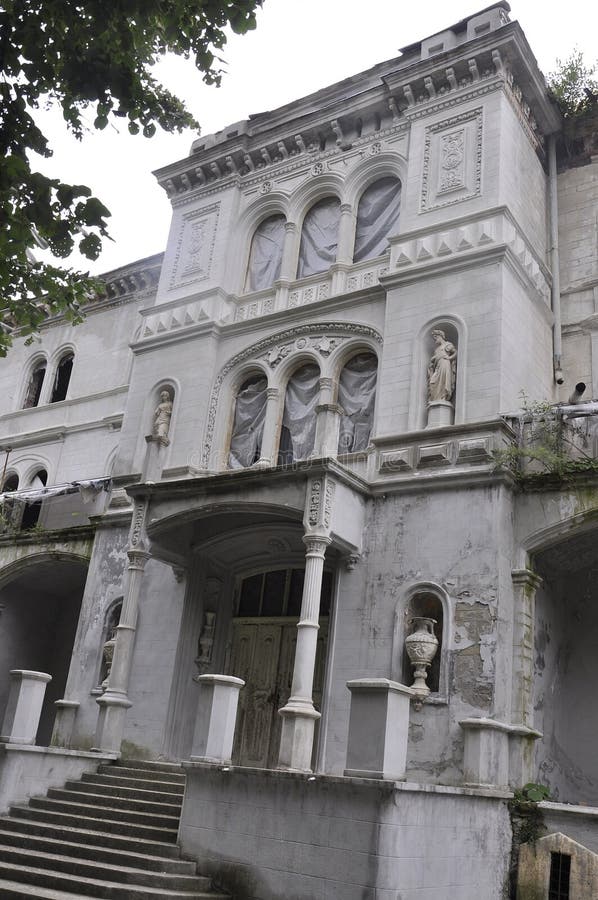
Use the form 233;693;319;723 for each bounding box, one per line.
331;204;356;295
275;221;298;310
278;474;336;772
0;670;52;745
460;717;511;788
345;679;414;780
314;404;343;456
190;675;245;764
51;700;80;749
509;724;542;789
511;569;542;727
94;515;150;752
255;388;281;467
143;434;169;482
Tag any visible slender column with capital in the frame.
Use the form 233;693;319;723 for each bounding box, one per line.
511;568;542;727
255;388;281;467
275;221;298;310
314;376;343;457
331;203;356;295
278;534;330;771
278;474;335;771
94;501;151;752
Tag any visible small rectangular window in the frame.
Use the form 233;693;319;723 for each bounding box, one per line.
549;852;571;900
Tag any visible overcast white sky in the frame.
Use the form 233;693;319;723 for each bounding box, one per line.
35;0;598;275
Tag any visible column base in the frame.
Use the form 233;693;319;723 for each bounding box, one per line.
277;701;321;772
92;692;132;753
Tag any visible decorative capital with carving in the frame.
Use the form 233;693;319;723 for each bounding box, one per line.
304;475;336;535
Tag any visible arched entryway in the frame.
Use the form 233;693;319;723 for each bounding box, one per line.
532;527;598;804
0;554;88;745
153;507;339;769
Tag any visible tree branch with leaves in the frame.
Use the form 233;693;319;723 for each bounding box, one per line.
0;0;261;354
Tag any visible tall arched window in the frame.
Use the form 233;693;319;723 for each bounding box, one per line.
1;472;19;492
245;215;286;292
23;360;46;408
337;353;378;454
229;374;268;469
297;197;340;279
20;468;47;530
51;352;74;403
278;364;320;464
353;176;402;263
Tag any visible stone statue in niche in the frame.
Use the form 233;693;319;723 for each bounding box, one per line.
426;330;457;428
153;390;173;440
427;330;457;403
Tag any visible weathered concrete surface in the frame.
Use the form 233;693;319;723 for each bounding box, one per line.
180;765;512;900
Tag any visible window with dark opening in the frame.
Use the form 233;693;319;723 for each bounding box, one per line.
51;353;74;403
549;852;571;900
20;469;47;530
237;567;332;618
2;473;19;492
23;361;46;408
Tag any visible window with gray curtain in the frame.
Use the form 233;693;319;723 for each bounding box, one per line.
278;364;320;463
245;214;286;292
353;177;401;263
337;353;378;453
297;197;341;279
228;375;268;468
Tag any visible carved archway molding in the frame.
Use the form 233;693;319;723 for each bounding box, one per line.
201;321;383;468
0;548;91;592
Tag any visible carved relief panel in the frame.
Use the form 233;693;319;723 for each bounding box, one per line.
169;202;220;290
421;108;483;212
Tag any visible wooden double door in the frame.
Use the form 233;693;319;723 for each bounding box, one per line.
228;617;328;769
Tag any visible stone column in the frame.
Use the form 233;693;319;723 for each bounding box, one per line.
275;221;298;310
94;499;151;752
255;388;281;467
314;374;342;456
511;569;542;727
278;474;335;772
331;204;355;295
0;670;52;744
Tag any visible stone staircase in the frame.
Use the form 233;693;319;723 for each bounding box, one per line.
0;759;230;899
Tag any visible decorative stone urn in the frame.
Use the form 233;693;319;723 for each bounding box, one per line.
405;617;439;702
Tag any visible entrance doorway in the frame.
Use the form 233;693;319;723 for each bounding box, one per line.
228;567;332;768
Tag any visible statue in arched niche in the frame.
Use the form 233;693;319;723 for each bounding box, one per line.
153;389;173;440
427;330;457;403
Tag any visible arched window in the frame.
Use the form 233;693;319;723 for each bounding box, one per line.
20;469;47;530
297;197;340;279
337;353;378;454
23;360;46;408
1;472;19;492
229;374;268;469
353;176;401;263
278;364;320;464
245;215;286;292
51;352;74;403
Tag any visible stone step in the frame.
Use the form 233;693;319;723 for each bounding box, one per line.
118;759;186;776
9;805;178;843
0;829;195;874
0;861;229;899
28;796;180;829
0;816;180;857
0;846;210;892
74;777;183;802
88;771;185;795
107;761;186;782
48;787;182;817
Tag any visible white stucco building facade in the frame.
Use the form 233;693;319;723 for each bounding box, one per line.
2;4;598;897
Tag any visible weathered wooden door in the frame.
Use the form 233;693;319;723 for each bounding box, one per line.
229;617;328;768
